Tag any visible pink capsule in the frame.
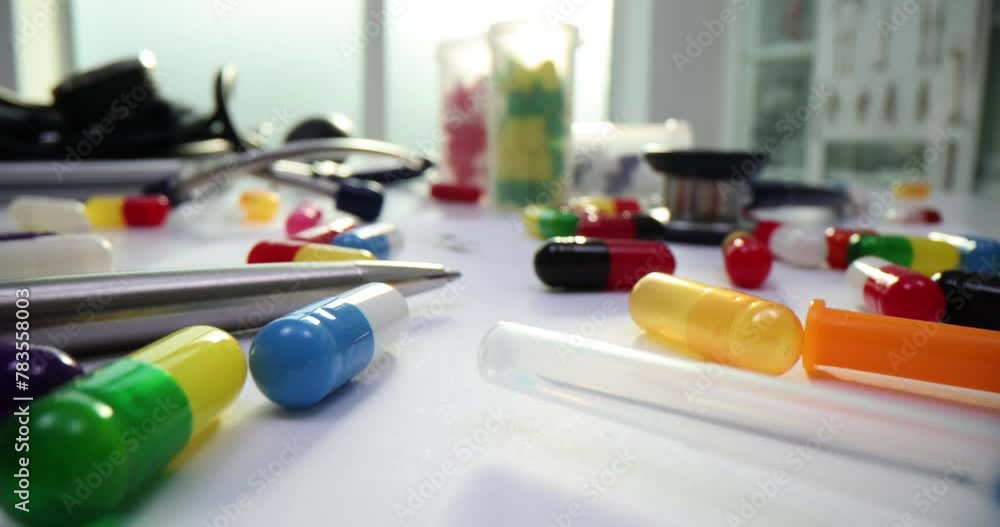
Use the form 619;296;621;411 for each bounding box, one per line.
285;202;323;236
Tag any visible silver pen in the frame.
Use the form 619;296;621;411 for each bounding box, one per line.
1;261;459;355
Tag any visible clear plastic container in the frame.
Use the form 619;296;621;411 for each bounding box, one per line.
433;37;491;203
487;21;579;208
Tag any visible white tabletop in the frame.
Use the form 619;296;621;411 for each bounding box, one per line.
3;182;999;527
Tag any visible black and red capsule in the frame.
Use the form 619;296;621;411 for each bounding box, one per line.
534;237;676;291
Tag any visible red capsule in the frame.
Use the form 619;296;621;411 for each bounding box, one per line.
430;183;483;203
576;213;664;240
846;256;946;321
751;220;782;245
722;232;772;288
291;217;359;244
285;202;323;236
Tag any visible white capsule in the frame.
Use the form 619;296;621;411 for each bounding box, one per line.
768;224;827;268
9;196;91;233
0;234;113;279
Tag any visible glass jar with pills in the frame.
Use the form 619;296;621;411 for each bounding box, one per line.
487;21;579;208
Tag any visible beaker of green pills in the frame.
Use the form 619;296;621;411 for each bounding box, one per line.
487;21;579;208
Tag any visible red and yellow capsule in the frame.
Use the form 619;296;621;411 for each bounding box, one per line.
84;194;171;228
247;240;375;263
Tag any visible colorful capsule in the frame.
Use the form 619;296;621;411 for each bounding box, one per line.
933;270;1000;331
824;227;877;269
534;237;676;291
84;194;171;228
846;256;946;321
846;234;961;276
577;212;665;240
332;223;402;259
250;283;409;408
0;233;113;280
722;231;772;289
285;201;323;236
891;180;931;199
430;182;483;203
9;196;90;233
522;206;579;239
291;217;359;244
247;240;375;263
240;189;280;222
928;233;1000;274
754;221;875;270
1;342;83;416
629;273;803;375
803;300;1000;394
0;326;246;525
567;196;641;216
885;206;942;224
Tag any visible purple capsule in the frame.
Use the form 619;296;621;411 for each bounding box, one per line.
1;342;84;415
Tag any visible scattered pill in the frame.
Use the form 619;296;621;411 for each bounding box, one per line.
824;227;877;269
0;233;113;279
630;273;803;375
846;234;960;276
247;240;375;263
722;231;772;289
522;206;579;239
577;212;665;240
332;223;402;259
933;270;1000;331
929;233;1000;274
846;256;946;321
9;196;90;233
250;283;409;408
291;217;360;244
802;300;999;393
567;196;641;216
0;326;246;524
1;342;83;416
84;194;171;228
534;237;675;291
240;189;280;222
285;201;324;236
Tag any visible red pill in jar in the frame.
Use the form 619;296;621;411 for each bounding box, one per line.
722;232;772;288
285;202;323;236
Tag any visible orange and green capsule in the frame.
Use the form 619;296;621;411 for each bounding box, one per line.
0;326;246;526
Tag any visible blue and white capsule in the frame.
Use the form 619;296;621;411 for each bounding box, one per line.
249;283;409;409
331;223;402;259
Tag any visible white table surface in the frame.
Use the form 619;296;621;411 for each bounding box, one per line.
3;182;999;527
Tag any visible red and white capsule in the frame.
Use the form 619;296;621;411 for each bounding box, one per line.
845;256;946;321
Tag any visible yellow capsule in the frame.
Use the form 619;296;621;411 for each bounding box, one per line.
84;195;127;228
536;60;561;90
294;244;375;262
629;273;803;375
134;325;247;434
522;205;544;238
891;181;931;199
909;238;961;276
240;189;280;222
